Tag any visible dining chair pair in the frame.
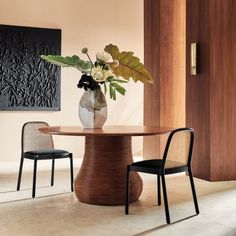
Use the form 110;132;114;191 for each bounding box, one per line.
17;121;74;198
125;128;199;224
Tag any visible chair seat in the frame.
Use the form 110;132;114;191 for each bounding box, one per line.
24;149;70;159
131;159;187;169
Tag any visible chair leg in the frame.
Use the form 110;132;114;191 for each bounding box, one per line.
69;154;74;192
32;158;38;198
161;174;170;224
51;159;55;186
125;166;130;215
188;168;200;215
17;155;24;191
157;174;161;206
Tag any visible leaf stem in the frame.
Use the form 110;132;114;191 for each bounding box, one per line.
85;52;93;75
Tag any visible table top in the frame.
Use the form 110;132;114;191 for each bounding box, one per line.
39;125;175;137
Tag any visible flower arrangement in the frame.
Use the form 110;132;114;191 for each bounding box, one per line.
41;44;153;100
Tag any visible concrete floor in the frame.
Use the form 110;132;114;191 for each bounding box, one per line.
0;167;236;236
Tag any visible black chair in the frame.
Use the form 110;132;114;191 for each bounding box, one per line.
17;121;74;198
125;128;199;224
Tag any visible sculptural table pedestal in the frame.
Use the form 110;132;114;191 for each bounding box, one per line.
39;125;173;205
76;136;142;205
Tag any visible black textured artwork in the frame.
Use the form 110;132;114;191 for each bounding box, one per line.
0;25;61;111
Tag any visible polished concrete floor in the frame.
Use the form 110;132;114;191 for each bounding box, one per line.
1;167;236;236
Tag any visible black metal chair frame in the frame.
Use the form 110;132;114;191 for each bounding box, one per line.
17;121;74;198
125;128;199;224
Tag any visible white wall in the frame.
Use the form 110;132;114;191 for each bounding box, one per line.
0;0;144;169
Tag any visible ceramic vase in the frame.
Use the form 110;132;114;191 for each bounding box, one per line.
79;88;107;128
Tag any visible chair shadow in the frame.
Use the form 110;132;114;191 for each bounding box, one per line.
0;185;72;204
0;185;51;194
133;214;198;236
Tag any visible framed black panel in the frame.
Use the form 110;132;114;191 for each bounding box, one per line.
0;24;61;111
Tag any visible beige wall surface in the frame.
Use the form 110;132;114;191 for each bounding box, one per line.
0;0;144;166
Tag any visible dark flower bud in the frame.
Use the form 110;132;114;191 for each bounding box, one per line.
77;74;100;91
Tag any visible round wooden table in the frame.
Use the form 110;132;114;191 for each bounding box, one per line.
39;125;173;205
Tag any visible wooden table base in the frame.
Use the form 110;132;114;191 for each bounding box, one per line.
74;136;143;205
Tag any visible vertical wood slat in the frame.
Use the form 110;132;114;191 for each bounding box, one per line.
144;0;186;159
186;0;236;180
186;0;211;180
143;0;161;158
210;0;236;180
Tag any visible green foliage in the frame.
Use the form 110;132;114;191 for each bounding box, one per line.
104;44;153;83
40;55;91;73
105;77;127;100
108;82;126;100
41;44;153;101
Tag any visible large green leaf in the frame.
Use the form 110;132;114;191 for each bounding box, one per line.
104;44;153;83
41;55;91;73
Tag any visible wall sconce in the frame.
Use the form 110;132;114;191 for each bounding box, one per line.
190;43;198;75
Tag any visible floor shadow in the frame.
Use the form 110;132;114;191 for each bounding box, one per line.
0;190;72;204
0;185;51;194
133;214;198;236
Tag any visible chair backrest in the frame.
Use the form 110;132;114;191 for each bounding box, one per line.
162;128;194;168
22;121;54;152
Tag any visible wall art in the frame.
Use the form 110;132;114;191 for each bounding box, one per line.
0;24;61;111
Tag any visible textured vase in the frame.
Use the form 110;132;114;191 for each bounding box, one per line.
79;88;107;128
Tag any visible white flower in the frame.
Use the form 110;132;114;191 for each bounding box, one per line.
96;51;112;63
91;66;115;82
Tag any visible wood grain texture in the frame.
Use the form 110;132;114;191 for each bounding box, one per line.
143;0;161;159
186;0;236;180
160;0;186;129
74;136;143;205
39;125;174;137
186;0;211;180
210;0;236;180
144;0;186;159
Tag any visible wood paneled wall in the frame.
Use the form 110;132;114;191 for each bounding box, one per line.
186;0;236;180
144;0;236;180
186;0;211;180
144;0;186;158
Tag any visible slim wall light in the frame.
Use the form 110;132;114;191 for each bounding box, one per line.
190;43;198;75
